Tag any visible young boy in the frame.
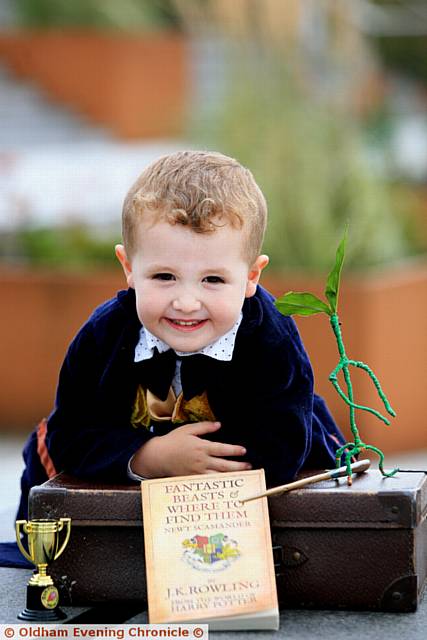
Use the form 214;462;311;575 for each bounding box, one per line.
18;150;344;519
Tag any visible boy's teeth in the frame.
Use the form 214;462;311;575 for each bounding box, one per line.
173;320;200;326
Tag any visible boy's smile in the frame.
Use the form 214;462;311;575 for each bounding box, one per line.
116;219;268;353
165;318;208;332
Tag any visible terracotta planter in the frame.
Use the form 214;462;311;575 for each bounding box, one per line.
0;265;125;431
263;260;427;456
0;30;188;138
1;262;426;458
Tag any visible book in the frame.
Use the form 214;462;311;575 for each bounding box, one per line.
141;469;279;630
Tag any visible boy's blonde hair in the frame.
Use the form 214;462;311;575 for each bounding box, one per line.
122;150;267;264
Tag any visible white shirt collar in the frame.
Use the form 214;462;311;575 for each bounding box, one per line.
134;312;243;363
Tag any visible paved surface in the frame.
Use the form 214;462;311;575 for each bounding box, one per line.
0;566;426;638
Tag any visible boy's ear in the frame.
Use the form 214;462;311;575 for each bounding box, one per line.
245;254;269;298
115;244;134;288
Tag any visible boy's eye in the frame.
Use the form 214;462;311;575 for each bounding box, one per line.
152;273;175;281
203;275;225;284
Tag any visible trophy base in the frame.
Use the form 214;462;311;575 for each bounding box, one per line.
18;584;67;622
18;607;66;622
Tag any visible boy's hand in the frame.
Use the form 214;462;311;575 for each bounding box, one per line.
131;422;252;478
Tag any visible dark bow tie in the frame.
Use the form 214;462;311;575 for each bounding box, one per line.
134;348;226;401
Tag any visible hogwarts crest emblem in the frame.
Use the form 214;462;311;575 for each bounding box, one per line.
182;533;240;572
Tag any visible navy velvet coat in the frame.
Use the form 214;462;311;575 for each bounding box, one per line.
19;285;344;518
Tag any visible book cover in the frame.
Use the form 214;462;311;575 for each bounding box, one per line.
141;469;279;630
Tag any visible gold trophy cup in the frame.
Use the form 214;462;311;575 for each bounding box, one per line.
16;518;71;621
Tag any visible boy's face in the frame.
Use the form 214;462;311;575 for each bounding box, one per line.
116;219;268;353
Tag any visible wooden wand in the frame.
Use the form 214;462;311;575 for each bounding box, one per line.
240;459;371;503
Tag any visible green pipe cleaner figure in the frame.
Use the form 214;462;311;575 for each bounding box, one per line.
274;227;399;484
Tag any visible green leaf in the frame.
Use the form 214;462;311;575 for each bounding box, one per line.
325;225;348;313
275;292;331;317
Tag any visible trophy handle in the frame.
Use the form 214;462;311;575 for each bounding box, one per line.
15;520;34;564
54;518;71;561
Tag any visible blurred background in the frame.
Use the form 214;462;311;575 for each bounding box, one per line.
0;0;426;527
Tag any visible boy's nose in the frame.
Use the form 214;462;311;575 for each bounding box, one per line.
172;293;202;314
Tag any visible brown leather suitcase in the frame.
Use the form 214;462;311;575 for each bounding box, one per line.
29;469;427;612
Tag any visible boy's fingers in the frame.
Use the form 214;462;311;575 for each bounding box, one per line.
206;459;252;473
208;442;247;458
178;421;221;436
